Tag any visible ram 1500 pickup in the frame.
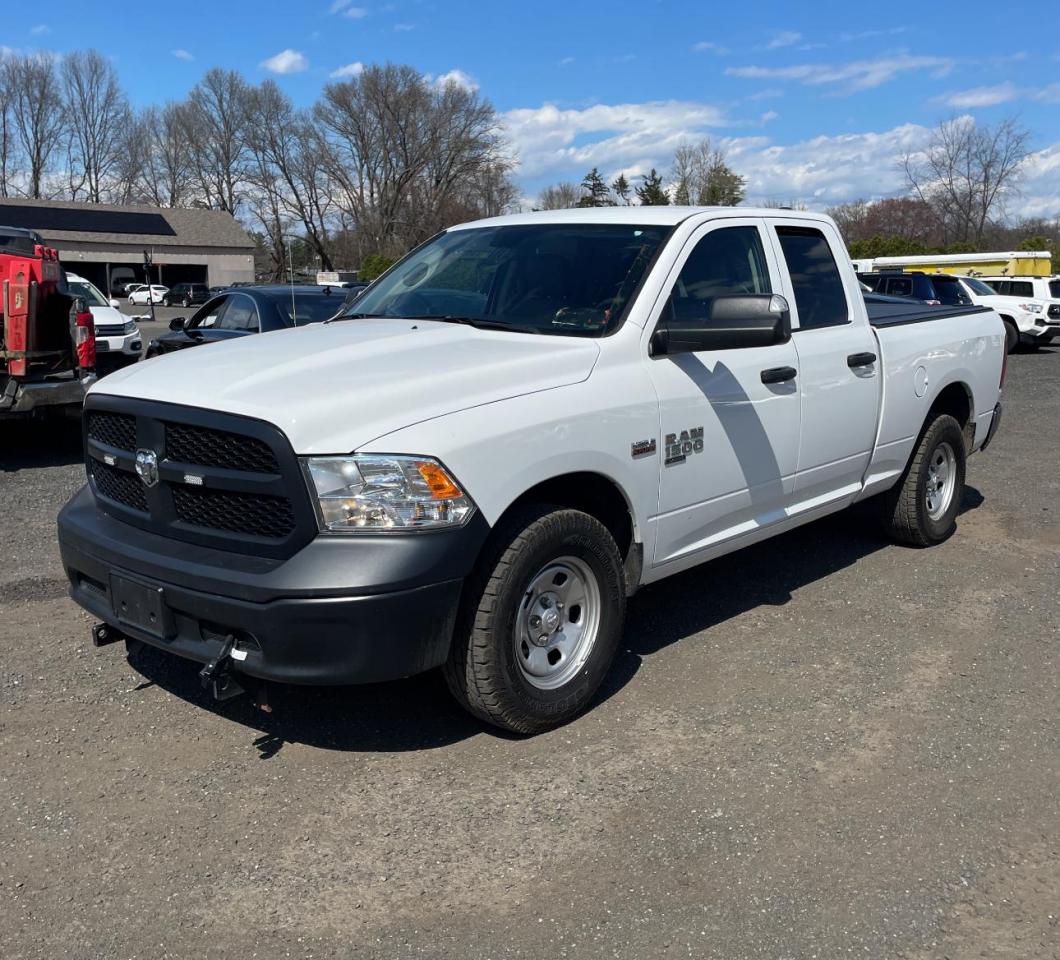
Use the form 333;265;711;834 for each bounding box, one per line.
58;208;1005;733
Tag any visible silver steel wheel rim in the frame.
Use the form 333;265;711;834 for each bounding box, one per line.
925;440;957;521
514;555;601;691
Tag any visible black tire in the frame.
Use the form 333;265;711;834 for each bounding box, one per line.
882;413;966;547
182;296;190;308
1002;319;1018;354
444;505;626;734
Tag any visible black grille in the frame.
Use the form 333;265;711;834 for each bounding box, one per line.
91;459;147;512
172;486;295;538
87;412;136;452
94;323;127;337
165;423;279;474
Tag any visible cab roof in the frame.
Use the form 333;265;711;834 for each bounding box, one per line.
450;206;832;230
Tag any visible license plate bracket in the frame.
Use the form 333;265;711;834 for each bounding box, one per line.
109;574;172;639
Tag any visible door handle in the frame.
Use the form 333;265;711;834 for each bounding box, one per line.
760;365;797;384
847;351;877;368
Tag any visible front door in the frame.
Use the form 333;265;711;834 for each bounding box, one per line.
647;219;802;568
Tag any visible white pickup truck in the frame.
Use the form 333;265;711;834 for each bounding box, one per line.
58;208;1005;733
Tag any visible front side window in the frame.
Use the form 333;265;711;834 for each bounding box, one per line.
1050;280;1060;299
930;277;971;305
67;279;108;307
341;223;671;336
190;296;227;328
218;296;258;331
668;225;771;324
1009;280;1034;297
775;226;849;329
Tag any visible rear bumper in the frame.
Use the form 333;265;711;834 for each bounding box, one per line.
57;485;489;685
1;374;91;415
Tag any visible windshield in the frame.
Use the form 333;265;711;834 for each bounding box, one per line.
962;277;997;295
67;279;109;308
342;223;671;335
930;276;971;305
277;294;343;325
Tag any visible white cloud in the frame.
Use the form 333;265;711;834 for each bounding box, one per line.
760;110;779;124
394;22;415;31
727;54;954;93
329;0;351;11
343;6;368;17
692;41;729;55
29;24;49;36
171;48;194;62
1018;143;1060;218
260;49;309;74
935;82;1018;108
503;100;728;180
428;69;478;92
766;31;802;49
558;56;575;66
330;60;364;78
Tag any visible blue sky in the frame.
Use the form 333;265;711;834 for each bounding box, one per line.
8;0;1060;215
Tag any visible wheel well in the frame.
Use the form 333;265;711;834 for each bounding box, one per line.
928;381;974;450
499;472;640;590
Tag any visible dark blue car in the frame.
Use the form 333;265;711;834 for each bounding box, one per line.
146;285;345;357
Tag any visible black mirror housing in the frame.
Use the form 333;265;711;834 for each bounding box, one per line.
168;317;186;331
655;294;791;355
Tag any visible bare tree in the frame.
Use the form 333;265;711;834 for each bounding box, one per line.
903;115;1030;247
61;50;130;201
0;63;14;197
670;138;745;206
136;104;194;207
5;53;65;198
180;68;249;212
315;64;510;258
536;182;581;210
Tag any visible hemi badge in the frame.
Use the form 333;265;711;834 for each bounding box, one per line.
103;454;116;466
183;474;204;486
631;438;656;459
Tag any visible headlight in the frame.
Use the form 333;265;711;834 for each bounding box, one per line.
123;319;137;334
1017;302;1043;313
301;455;474;532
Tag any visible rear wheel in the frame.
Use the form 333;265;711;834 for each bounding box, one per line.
444;505;626;734
182;296;190;307
882;413;966;547
1002;319;1018;353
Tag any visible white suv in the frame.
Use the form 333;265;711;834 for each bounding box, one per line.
975;275;1060;350
949;275;1059;352
65;273;142;371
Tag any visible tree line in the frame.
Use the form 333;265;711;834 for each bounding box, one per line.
0;51;516;278
535;138;746;210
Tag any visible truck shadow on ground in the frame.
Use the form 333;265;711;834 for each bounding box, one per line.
0;417;83;471
127;487;984;757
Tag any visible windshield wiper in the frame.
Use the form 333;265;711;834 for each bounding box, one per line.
323;311;388;324
405;315;540;334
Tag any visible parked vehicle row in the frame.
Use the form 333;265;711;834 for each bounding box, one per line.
64;274;142;372
60;207;1006;733
859;269;1060;352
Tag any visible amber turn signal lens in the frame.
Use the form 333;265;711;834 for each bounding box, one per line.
415;461;463;500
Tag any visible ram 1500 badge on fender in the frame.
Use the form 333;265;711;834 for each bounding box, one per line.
58;208;1005;734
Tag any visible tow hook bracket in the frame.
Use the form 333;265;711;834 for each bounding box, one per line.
91;622;123;647
199;634;246;702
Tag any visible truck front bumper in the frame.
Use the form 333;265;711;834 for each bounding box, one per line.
57;485;489;685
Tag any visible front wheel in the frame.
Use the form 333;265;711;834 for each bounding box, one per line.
881;413;966;547
1003;320;1018;354
444;506;626;734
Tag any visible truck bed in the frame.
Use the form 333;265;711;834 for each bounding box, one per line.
864;294;991;328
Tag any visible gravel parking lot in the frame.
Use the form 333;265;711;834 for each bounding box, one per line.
0;349;1057;959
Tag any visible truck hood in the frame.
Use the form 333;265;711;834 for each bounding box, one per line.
92;318;600;453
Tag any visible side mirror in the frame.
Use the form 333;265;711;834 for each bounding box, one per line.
168;317;187;331
652;294;792;355
108;298;121;308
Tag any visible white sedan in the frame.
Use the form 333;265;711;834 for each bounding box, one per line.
128;284;169;305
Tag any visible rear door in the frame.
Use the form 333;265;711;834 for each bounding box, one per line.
766;220;880;509
647;218;802;566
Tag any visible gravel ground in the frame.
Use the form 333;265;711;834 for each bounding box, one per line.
0;347;1057;959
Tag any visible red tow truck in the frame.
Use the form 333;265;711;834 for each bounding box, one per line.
0;226;95;418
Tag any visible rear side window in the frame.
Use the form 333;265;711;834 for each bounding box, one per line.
775;226;848;329
885;277;912;297
1009;280;1034;297
1050;280;1060;298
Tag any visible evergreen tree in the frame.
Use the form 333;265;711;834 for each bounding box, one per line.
635;168;669;205
611;173;631;205
576;167;616;207
698;157;746;206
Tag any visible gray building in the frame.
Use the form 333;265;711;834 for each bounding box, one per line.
0;197;255;294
